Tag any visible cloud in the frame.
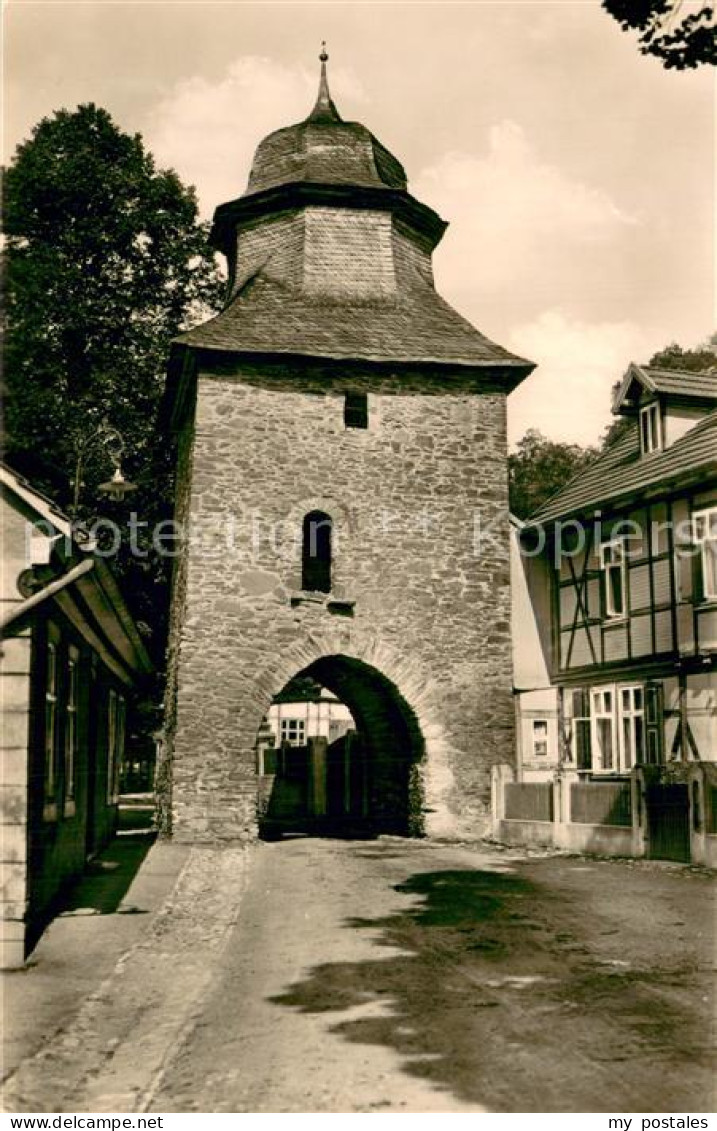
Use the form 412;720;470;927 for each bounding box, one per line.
415;121;638;314
506;309;660;448
142;56;366;217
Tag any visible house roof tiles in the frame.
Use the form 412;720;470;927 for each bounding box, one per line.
613;362;717;412
526;407;717;526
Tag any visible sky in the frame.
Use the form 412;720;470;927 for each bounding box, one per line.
3;0;714;447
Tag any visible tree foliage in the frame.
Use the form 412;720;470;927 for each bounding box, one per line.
509;430;598;520
602;0;716;69
647;338;717;372
511;337;717;520
3;104;224;659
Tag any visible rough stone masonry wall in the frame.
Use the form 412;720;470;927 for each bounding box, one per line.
165;363;515;842
157;399;196;837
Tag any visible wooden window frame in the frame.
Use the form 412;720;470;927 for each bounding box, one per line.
590;687;617;772
569;688;592;769
531;719;548;757
588;682;654;774
600;537;627;620
618;684;645;771
43;634;59;821
639;401;662;455
106;689;125;806
693;506;717;602
280;718;306;747
63;645;79;816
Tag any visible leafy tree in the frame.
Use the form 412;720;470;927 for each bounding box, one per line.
647;337;717;372
3;104;224;660
509;430;598;520
602;0;716;70
510;338;716;520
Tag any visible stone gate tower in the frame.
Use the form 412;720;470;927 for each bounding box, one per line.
160;51;534;842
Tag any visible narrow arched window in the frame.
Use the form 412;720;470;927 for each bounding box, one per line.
302;511;332;593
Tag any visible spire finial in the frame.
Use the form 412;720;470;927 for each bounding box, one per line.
306;42;342;123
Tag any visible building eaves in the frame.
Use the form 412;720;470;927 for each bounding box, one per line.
612;363;717;413
173;272;534;379
0;462;73;540
525;407;717;526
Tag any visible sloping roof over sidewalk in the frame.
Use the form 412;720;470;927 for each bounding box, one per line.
1;462;152;684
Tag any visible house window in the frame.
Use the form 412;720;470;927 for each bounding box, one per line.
600;538;626;618
639;402;662;455
620;686;644;771
44;641;58;816
532;719;548;756
302;511;332;593
64;647;79;812
591;688;616;772
693;507;717;600
280;718;306;746
344;393;368;430
107;689;125;805
589;684;653;773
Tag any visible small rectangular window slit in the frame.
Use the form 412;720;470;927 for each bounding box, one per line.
344;393;368;429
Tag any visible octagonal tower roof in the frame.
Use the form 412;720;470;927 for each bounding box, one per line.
245;45;407;196
173;49;535;390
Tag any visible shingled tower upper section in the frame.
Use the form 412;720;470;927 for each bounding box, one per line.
176;49;534;387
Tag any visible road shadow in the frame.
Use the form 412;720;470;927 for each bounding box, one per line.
60;831;155;916
269;866;711;1112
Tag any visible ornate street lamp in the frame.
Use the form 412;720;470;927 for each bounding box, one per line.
98;466;137;502
71;418;137;513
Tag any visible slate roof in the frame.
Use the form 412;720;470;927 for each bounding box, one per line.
246;121;407;197
244;52;407;198
175;271;533;373
613;362;717;411
526;407;717;526
644;367;717;397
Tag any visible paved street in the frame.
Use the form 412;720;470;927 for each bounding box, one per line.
4;838;715;1113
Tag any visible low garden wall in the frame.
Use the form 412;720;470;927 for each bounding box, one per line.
492;762;717;865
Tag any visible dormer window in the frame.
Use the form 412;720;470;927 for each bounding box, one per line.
639;402;662;455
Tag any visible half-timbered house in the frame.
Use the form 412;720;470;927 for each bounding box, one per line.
498;364;716;863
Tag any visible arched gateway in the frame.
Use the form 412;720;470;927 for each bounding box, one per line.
259;655;424;838
158;51;534;843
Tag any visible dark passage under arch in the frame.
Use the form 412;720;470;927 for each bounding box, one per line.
257;655;425;839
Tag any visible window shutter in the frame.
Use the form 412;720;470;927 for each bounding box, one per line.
599;567;607;619
691;541;705;604
644;681;664;765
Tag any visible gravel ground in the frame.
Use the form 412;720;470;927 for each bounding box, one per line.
151;838;715;1114
3;837;714;1114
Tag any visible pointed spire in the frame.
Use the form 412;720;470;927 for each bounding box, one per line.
306;42;342;123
